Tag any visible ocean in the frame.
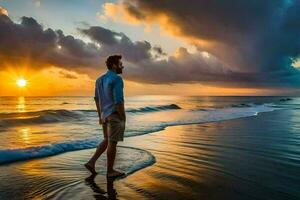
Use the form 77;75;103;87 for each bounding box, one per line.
0;96;300;199
0;96;293;164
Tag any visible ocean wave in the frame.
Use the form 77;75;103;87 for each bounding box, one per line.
0;140;157;170
170;103;280;125
75;104;181;114
230;103;254;108
0;104;181;127
0;109;82;127
229;102;273;108
279;98;292;101
0;104;279;165
126;104;181;113
192;102;277;111
124;103;281;137
0;139;100;164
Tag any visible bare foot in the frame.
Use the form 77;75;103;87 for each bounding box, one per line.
107;169;125;178
84;163;97;174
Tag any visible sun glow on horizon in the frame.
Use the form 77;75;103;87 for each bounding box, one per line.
17;78;27;87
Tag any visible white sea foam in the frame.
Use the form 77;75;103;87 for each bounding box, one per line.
0;139;99;164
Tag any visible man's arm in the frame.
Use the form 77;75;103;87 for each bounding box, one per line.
113;76;126;121
94;82;102;124
94;97;102;123
115;103;125;121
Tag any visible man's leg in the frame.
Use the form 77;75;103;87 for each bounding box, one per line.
106;114;125;177
107;141;117;174
107;140;125;177
85;123;108;173
86;139;108;166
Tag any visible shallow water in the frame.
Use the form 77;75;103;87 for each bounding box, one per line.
1;109;299;199
0;146;155;200
0;96;299;199
117;109;300;200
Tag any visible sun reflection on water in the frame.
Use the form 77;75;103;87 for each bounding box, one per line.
20;127;31;145
17;96;26;112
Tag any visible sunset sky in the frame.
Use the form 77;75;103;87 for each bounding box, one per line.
1;0;300;96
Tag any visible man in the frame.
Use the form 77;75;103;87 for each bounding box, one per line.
84;55;126;178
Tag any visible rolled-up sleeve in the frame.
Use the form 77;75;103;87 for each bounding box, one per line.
113;76;124;104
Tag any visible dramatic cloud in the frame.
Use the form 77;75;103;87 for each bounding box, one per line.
1;1;300;88
0;13;102;73
0;12;155;76
101;0;300;87
79;26;152;63
0;11;237;86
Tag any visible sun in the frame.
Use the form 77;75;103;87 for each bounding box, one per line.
17;78;27;87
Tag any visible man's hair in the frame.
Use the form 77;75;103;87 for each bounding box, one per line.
106;55;122;70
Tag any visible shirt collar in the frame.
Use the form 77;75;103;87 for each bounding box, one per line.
107;69;117;75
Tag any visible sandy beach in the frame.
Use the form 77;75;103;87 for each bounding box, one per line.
1;108;299;200
1;0;300;199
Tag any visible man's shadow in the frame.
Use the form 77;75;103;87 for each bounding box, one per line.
85;174;118;200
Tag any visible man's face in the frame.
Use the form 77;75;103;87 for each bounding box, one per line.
115;60;124;74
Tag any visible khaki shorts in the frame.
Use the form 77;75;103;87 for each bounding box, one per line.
106;113;125;142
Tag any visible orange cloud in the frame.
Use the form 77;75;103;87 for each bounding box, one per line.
100;2;142;25
0;6;8;16
100;1;212;48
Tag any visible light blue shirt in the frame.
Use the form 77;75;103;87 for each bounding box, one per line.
94;70;124;122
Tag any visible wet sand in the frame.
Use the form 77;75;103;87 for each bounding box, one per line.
1;109;300;200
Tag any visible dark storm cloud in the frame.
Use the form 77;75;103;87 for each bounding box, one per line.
0;13;102;72
123;47;300;88
78;27;255;85
1;1;300;88
80;26;122;45
152;45;167;59
117;0;300;86
79;26;152;62
78;26;252;85
0;13;155;77
0;11;237;85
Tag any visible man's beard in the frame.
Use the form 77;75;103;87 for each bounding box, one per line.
116;68;122;74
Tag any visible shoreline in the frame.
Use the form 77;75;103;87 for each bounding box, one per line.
0;106;279;166
1;109;299;199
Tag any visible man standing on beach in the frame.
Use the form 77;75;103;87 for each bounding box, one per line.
85;55;126;178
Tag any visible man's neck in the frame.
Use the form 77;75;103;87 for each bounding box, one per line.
109;69;117;74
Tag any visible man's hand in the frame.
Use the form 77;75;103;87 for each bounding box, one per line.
94;99;102;125
119;114;126;122
115;103;126;122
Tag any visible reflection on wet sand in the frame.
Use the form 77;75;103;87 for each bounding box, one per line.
0;145;154;199
85;174;118;200
85;174;106;195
